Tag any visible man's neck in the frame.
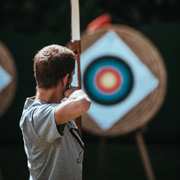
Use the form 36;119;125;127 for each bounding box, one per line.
35;86;64;104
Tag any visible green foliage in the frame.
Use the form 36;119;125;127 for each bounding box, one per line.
0;0;71;33
0;0;180;33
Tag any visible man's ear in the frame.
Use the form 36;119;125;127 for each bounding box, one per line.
62;74;69;86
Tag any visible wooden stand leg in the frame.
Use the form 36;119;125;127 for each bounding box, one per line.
97;137;106;180
135;129;155;180
0;167;3;180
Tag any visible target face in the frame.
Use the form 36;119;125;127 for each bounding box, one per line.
72;31;159;130
84;56;133;105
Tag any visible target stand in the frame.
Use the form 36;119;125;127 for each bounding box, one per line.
68;24;166;180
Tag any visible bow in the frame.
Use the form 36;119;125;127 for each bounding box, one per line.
70;0;82;137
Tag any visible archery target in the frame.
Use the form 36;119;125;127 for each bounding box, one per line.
72;30;159;130
70;25;166;136
84;56;133;105
0;42;17;118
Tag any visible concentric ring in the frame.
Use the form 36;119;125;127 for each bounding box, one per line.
83;56;133;105
95;66;123;94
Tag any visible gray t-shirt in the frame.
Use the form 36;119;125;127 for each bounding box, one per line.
20;98;84;180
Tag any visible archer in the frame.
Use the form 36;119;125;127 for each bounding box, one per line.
19;44;91;180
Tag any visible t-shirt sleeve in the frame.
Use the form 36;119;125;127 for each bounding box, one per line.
32;104;61;143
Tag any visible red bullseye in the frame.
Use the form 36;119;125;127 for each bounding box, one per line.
95;67;123;94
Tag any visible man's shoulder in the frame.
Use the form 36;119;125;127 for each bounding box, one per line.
23;97;58;112
20;98;55;126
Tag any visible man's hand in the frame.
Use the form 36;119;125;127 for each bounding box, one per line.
55;86;91;125
64;86;88;100
64;86;78;98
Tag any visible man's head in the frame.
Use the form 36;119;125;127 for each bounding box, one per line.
34;45;76;89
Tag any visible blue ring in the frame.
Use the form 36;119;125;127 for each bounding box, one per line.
83;56;133;105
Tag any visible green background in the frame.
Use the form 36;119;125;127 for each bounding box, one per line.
0;0;180;179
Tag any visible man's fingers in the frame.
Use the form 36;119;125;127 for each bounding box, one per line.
64;86;78;98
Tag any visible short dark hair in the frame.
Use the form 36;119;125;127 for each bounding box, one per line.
34;44;75;88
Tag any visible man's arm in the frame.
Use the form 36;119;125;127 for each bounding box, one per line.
54;87;91;125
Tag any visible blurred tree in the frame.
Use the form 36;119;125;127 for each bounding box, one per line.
0;0;180;33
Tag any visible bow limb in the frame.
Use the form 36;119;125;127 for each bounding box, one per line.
70;0;82;137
